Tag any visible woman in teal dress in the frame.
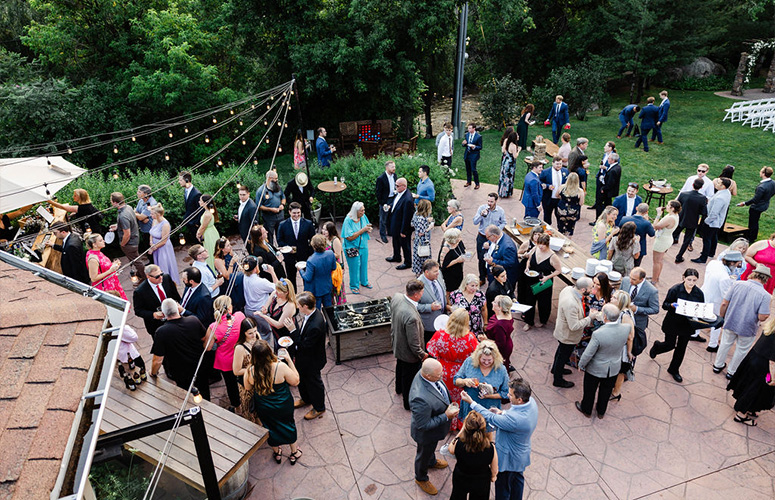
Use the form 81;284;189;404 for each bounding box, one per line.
196;194;220;269
454;340;509;438
245;340;302;464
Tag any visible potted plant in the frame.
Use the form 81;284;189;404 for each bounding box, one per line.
311;198;322;225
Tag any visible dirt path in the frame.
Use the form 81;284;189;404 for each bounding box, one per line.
418;95;483;137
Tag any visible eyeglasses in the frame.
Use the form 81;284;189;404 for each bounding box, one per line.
697;169;708;173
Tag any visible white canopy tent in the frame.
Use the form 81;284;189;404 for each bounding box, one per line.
0;156;87;213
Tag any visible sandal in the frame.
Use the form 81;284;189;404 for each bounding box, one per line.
734;415;758;427
362;283;373;289
350;288;360;294
273;447;282;464
289;448;303;465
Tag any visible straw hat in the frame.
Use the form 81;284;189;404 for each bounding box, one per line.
295;171;309;187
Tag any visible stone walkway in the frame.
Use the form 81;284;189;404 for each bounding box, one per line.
118;179;775;499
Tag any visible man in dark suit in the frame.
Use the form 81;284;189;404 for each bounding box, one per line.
539;157;569;225
276;202;315;289
674;178;708;263
621;203;655;266
612;183;643;226
375;160;398;243
737;166;775;242
179;266;214;326
286;292;328;420
386;178;414;270
651;90;670;144
284;171;315;221
634;97;659;152
597;153;622;220
461;122;483;189
234;185;257;243
134;264;182;337
483;225;519;288
178;170;201;242
617;104;641;138
619;267;660;333
547;95;570;144
521;162;543;219
409;358;458;496
45;222;89;284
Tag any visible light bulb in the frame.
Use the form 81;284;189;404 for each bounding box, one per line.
271;95;274;100
265;138;270;143
283;92;286;97
205;134;210;143
164;152;170;161
211;115;217;124
112;172;119;180
217;157;223;166
168;129;173;138
288;105;292;110
192;387;202;404
236;181;242;189
284;123;288;128
239;119;243;126
242;139;246;145
264;120;268;125
184;126;189;133
67;146;73;154
252;157;258;165
113;145;118;154
229;108;234;115
251;104;255;109
209;206;215;214
291;90;294;95
278;147;283;152
178;233;186;245
131;132;136;142
130;269;138;284
266;104;270;110
277;121;281;126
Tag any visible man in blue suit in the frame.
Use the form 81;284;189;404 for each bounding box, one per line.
179;266;214;327
651;91;670;144
277;202;315;290
522;162;543;218
547;95;570;144
315;127;335;168
634;97;659;152
620;203;655;266
462;122;483;189
617;104;640;138
612;183;642;226
538;157;568;225
178;171;201;242
483;225;518;287
300;234;338;309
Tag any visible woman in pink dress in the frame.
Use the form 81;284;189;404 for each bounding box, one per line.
741;234;775;294
426;309;479;432
205;295;245;411
85;233;127;300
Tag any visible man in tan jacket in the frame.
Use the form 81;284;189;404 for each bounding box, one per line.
392;279;428;410
551;277;599;388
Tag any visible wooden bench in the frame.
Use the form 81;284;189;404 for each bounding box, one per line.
721;222;748;241
101;375;268;493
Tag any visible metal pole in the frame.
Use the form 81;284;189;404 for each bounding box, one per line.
189;408;222;500
292;74;312;182
451;3;469;140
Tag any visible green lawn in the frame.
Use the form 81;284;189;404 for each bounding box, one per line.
416;90;775;239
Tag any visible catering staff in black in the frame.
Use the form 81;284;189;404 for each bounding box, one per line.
45;222;90;284
737;166;775;242
376;160;398;244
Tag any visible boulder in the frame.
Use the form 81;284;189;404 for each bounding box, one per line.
680;57;727;78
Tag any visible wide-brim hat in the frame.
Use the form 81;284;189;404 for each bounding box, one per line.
723;250;743;262
295;171;309;187
754;263;772;278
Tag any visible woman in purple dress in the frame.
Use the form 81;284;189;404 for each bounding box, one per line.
149;204;179;284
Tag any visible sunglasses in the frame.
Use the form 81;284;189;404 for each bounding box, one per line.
628;182;639;189
149;273;164;279
697;169;707;173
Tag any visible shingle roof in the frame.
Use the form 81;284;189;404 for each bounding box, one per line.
0;260;107;499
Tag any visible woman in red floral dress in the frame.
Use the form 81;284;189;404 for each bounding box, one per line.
426;308;479;431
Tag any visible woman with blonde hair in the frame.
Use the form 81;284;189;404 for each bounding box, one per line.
591;205;619;259
411;199;434;275
204;295;245;411
651;200;681;285
485;295;515;373
48;188;105;234
718;237;749;279
256;278;298;350
609;290;636;402
427;309;479;432
454;340;510;435
149;204;179;284
556;172;585;236
196;194;220;268
449;273;488;337
727;316;775;426
448;411;498;499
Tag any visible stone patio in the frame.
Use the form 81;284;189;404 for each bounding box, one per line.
118;178;775;499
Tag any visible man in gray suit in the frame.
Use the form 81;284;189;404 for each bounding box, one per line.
417;260;449;344
618;267;659;332
576;304;630;418
409;358;459;495
392;279;428;410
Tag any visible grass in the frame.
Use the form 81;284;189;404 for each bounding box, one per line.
415;89;775;240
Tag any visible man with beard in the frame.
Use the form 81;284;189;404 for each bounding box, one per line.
551;277;599;388
255;169;286;245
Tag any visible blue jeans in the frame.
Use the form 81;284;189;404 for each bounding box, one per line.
345;247;369;289
495;471;524;500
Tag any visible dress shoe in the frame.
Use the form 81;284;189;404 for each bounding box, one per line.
396;264;410;270
464;182;471;187
649;345;657;359
553;380;574;389
713;362;727;374
690;257;706;264
294;399;308;409
479;279;486;286
597;412;605;419
706;345;719;353
380;236;389;244
658;142;664;145
688;335;706;343
429;459;448;469
385;257;400;262
616;135;621;139
575;401;591;417
562;368;572;375
687;244;694;252
674;256;685;263
474;185;481;190
304;408;326;420
726;372;734;380
415;479;438;495
668;370;683;383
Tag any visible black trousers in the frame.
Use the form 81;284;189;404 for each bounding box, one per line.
476;233;488;281
748;209;763;242
440;156;452;167
298;364;326;411
219;369;241;408
699;224;720;261
139;231;153;264
177;363;211;401
551;341;576;384
542;198;560;225
674;226;696;260
284;257;299;293
450;474;490;500
391;232;412;265
652;330;690;374
580;372;618;416
596;196;612;219
396;359;422;409
522;286;552;326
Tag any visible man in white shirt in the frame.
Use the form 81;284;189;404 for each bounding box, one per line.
242;256;278;345
188;244;223;298
436;122;454;166
679;163;714;200
701;251;743;351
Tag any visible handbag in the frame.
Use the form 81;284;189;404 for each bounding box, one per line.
212;317;235;351
346;247;359;258
631;325;648;356
417;245;431;258
530;278;553;295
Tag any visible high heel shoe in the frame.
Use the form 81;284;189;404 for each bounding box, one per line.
609;393;621;402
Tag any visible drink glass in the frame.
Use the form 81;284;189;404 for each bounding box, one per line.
472;378;479;387
278;347;289;359
449;402;459;411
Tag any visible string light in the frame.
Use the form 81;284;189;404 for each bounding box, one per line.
113;171;119;179
282;92;286;97
184;126;189;133
164;151;170;161
264;120;268;125
229;109;234;115
278;147;283;152
208;205;215;214
168;129;173;138
211;115;217;124
291;90;295;95
277;121;281;127
179;233;186;245
130;268;139;285
252;157;258;165
241;139;246;145
266;104;270;110
236;181;242;189
131;131;136;142
284;123;288;128
239;119;243;126
113;144;118;154
265;138;270;143
251;104;256;109
217;157;223;166
271;95;274;101
192;387;202;404
204;134;210;144
67;146;73;154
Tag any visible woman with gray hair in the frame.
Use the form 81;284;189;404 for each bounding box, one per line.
485;295;515;372
438;228;467;293
342;201;373;293
449;274;488;337
440;199;464;232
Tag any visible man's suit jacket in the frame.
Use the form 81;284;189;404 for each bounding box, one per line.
409;372;451;445
612;194;643;226
639;104;659;130
238;199;258;242
53;233;90;284
375;171;397;206
183;186;202;231
619;104;638;123
181;284;214;327
293;309;327;371
658;99;670;123
389;190;414;237
316;137;333;167
284;179;315;219
277;217;315;261
620;214;655;256
602;163;622;199
578;321;630;378
391;293;425;363
300;249;337;297
567;147;584;173
417;274;447;332
619;277;659;331
554;287;593;345
488;234;519;286
463;131;482;161
539;167;569;206
522;172;542;211
676;190;707;229
548;101;569;127
745;179;775;212
134;275;183;336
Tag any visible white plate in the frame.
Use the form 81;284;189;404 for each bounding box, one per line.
280;246;293;253
104;231;115;244
295;261;307;269
562;266;571;274
434;315;449;332
278;336;294;347
525;270;539;278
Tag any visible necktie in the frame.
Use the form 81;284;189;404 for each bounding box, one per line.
294;220;299;239
630;285;638;302
435;381;448;403
432;280;444;308
448;136;452;154
156;284;166;301
181;288;192;307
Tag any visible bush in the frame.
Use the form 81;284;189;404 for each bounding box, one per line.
479;75;529;129
531;62;609;121
669;75;731;91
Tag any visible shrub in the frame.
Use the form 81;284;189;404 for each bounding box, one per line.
669;75;731;91
479;75;529;129
531;62;609;121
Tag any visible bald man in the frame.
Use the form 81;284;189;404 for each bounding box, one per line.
386;177;415;270
255;169;286;245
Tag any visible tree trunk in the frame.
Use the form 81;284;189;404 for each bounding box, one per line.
423;91;433;139
763;52;775;93
731;52;749;96
400;112;414;140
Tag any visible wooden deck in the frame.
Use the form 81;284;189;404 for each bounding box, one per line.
102;375;268;491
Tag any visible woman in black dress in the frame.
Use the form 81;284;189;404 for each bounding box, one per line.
256;278;298;351
249;224;286;281
48;188;104;234
556;172;585;236
649;268;703;383
486;265;513;318
448;410;497;500
438;228;466;298
516;226;544;313
521;234;562;331
727;318;775;426
516;104;535;151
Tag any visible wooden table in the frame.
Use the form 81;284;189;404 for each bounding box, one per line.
504;224;592;286
643;184;674;207
317;180;347;222
29;206;67;273
102;375;268;492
